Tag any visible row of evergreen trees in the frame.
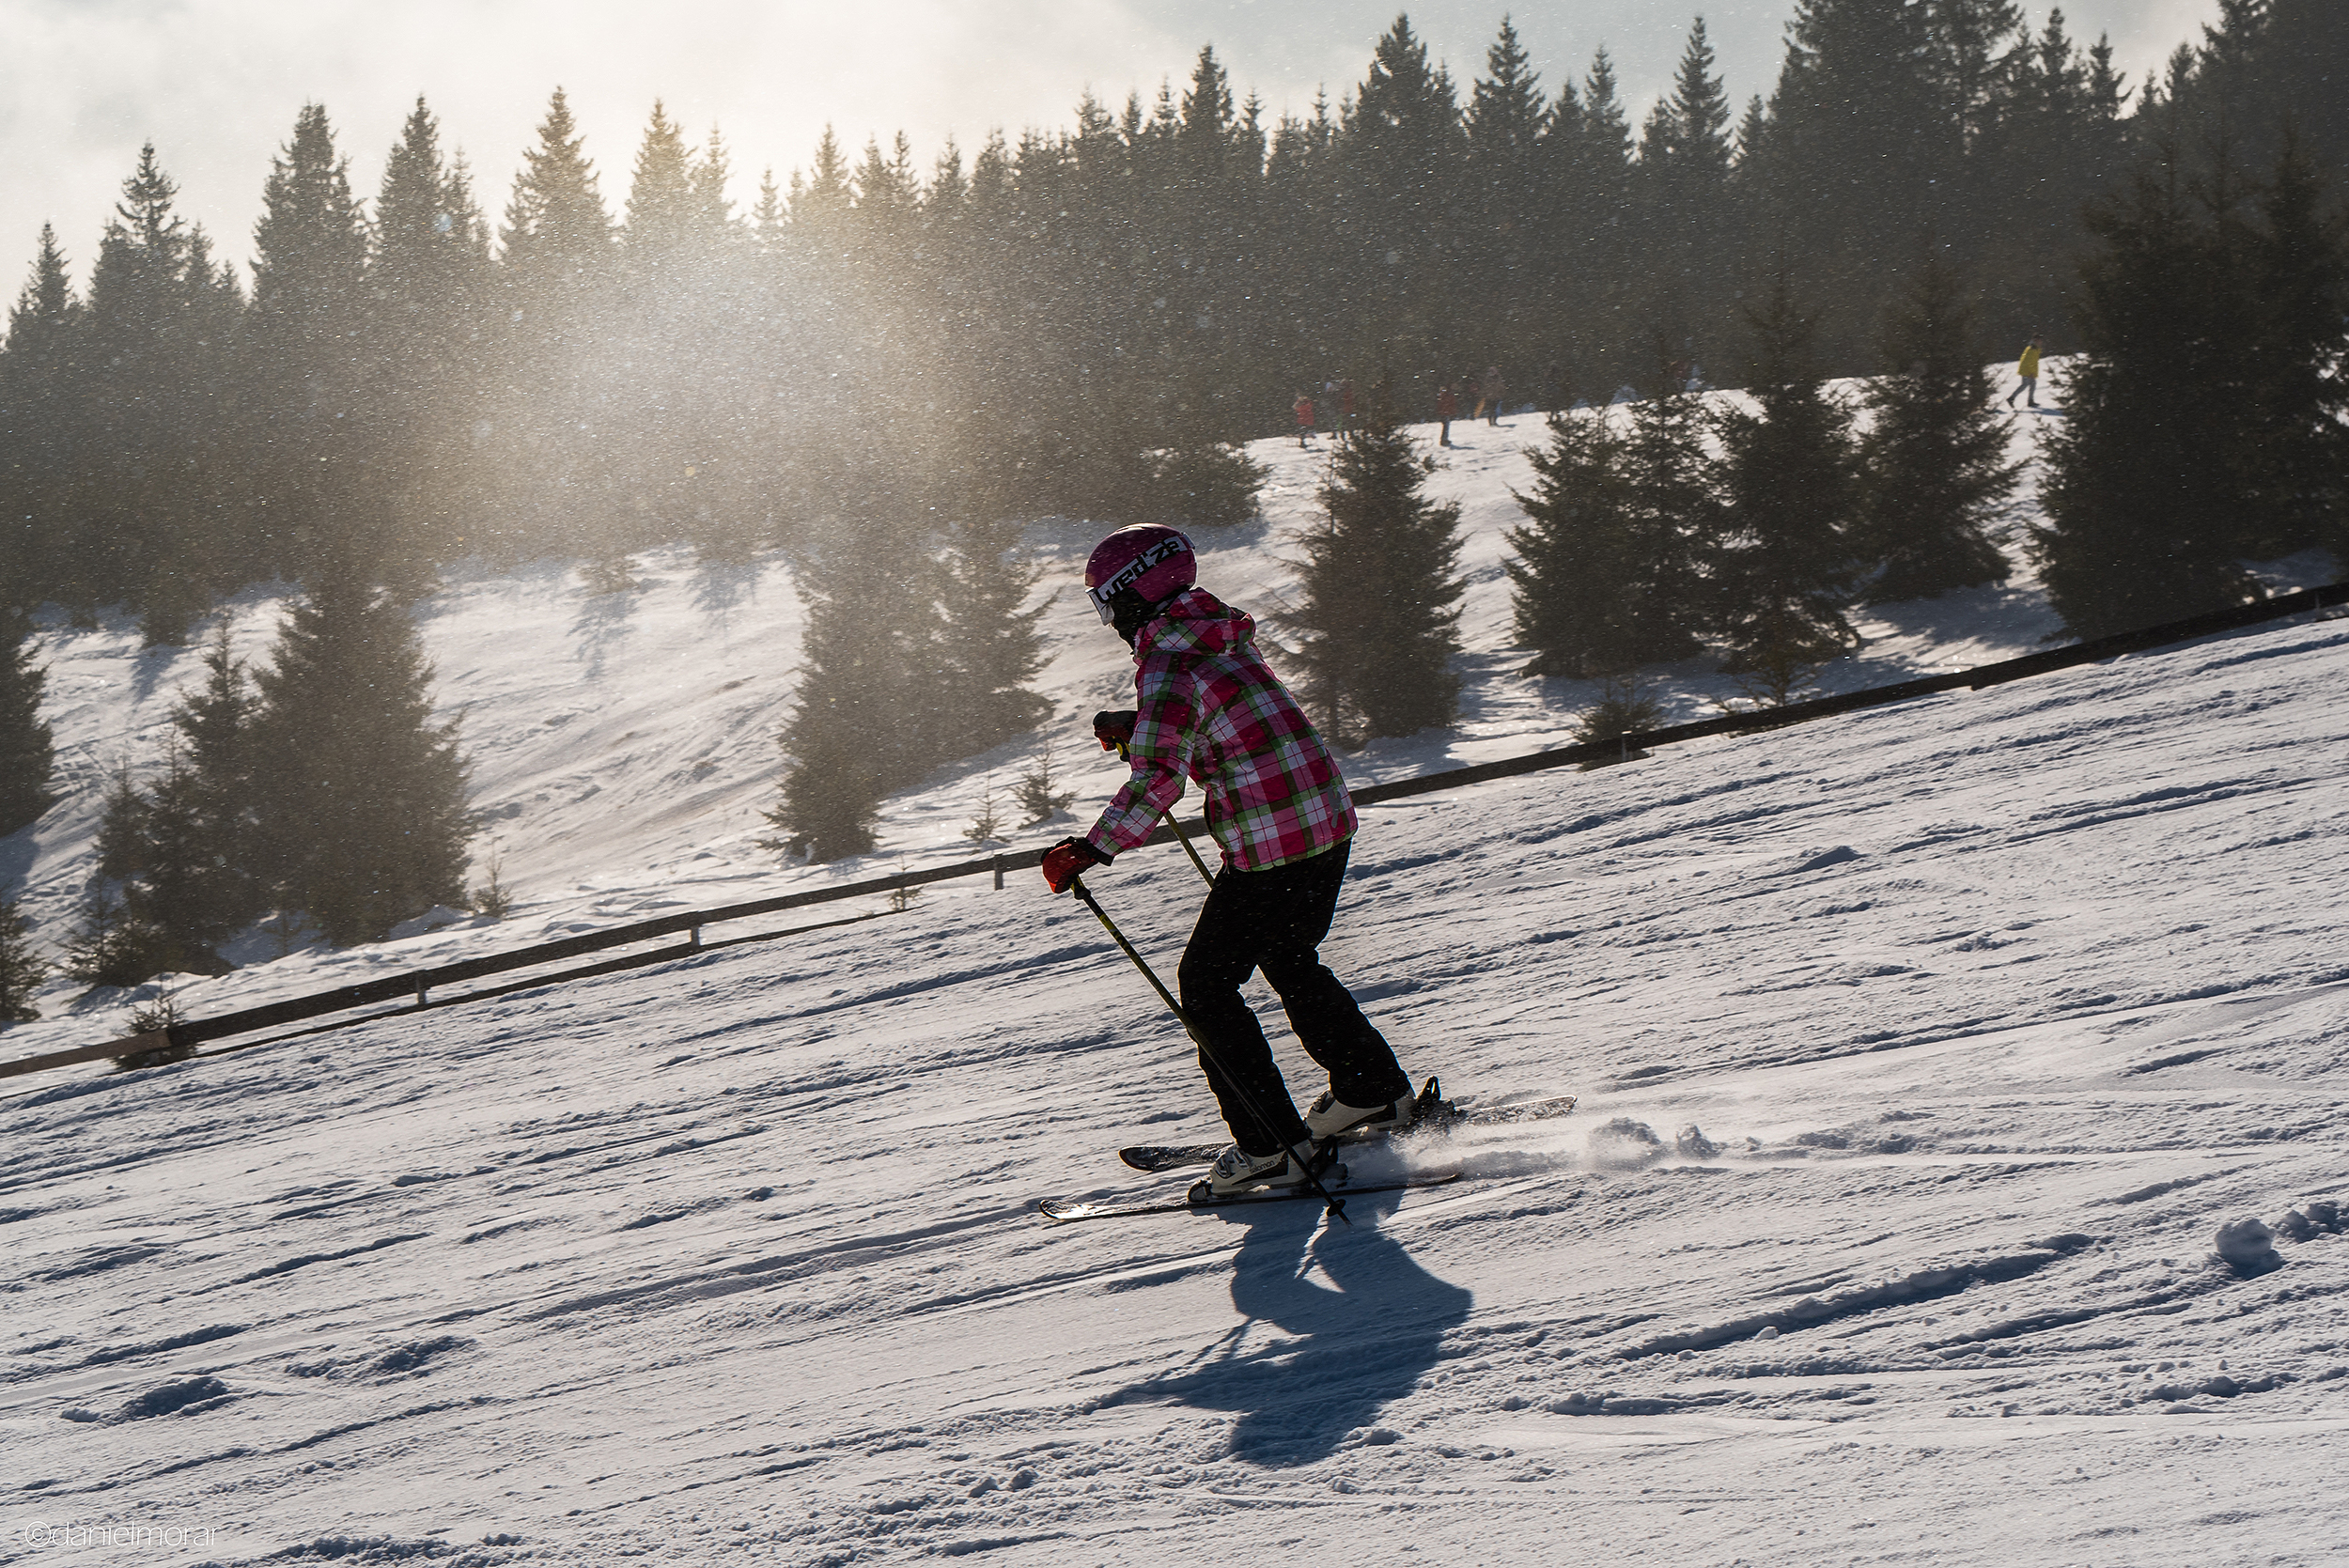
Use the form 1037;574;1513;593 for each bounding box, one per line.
1267;99;2349;750
7;4;2336;639
1503;118;2347;684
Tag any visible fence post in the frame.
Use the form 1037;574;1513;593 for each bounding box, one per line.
993;855;1004;891
414;976;428;1009
689;924;702;951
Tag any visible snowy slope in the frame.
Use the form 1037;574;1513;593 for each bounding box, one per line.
6;382;2094;1042
6;390;2349;1565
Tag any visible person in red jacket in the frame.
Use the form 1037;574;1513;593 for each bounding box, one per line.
1041;525;1415;1196
1292;391;1316;448
1436;380;1459;447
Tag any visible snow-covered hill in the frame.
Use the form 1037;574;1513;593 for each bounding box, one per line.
5;386;2087;1039
5;396;2349;1564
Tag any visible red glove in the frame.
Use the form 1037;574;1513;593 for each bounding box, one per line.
1093;709;1138;754
1041;836;1112;893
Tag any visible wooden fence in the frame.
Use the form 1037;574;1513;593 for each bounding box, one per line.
5;579;2343;1084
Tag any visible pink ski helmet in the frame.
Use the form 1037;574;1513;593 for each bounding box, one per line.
1083;525;1195;625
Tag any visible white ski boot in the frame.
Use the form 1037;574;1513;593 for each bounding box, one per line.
1205;1142;1316;1198
1303;1088;1417;1140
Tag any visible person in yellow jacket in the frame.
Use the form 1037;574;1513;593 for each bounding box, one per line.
2005;334;2046;409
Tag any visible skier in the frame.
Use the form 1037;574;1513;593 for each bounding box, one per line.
1476;365;1505;426
2005;334;2045;409
1040;525;1417;1197
1293;391;1316;448
1436;380;1459;447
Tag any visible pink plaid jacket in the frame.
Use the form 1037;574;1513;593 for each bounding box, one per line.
1085;589;1356;871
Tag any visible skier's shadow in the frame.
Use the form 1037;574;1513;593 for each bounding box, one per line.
1105;1191;1471;1467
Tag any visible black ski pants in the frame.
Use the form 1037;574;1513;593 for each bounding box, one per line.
1176;841;1411;1155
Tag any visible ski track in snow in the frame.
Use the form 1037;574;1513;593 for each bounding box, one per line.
5;394;2349;1563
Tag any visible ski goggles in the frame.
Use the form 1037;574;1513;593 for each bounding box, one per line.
1085;536;1190;624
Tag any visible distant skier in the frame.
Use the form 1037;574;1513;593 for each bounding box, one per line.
1436;380;1459;447
1041;525;1417;1197
1476;365;1505;426
1293;392;1316;448
2005;334;2045;409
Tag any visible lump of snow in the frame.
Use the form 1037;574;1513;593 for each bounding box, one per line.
1753;1326;1781;1341
1674;1125;1719;1160
2214;1217;2281;1275
112;1375;231;1421
1588;1118;1666;1168
389;905;473;940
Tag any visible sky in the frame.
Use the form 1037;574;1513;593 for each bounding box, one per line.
2;0;2221;293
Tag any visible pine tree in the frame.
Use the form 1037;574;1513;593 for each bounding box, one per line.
1290;399;1465;739
371;97;490;573
1;225;82;606
1638;19;1736;344
0;897;41;1022
98;623;265;967
375;98;488;310
71;766;167;986
249;562;474;944
1928;0;2024;147
1506;389;1711;678
252;103;368;345
934;516;1050;753
1336;16;1462;353
793;126;856;237
493;89;616;561
115;744;233;974
1465;16;1548;311
1710;276;1864;669
1856;249;2020;600
2253;0;2349;179
2036;150;2262;638
765;516;941;862
624;101;697;266
0;607;56;834
501;87;614;287
251;102;375;585
2237;129;2349;559
79;145;238;636
1759;0;1953;357
689;127;738;248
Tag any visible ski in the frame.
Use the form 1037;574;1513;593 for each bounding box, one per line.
1119;1078;1575;1173
1036;1172;1463;1225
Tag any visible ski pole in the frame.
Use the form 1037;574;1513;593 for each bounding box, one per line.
1165;813;1216;887
1110;729;1215;889
1066;874;1349;1225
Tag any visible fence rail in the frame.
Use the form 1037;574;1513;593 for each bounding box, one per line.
6;579;2343;1084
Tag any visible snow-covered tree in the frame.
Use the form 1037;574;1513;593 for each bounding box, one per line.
0;608;55;835
1709;277;1863;669
1857;250;2019;600
1289;399;1465;739
0;898;45;1022
250;564;474;944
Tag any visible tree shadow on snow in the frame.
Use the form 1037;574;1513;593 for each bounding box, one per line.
1102;1192;1471;1467
568;582;638;681
691;553;762;635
